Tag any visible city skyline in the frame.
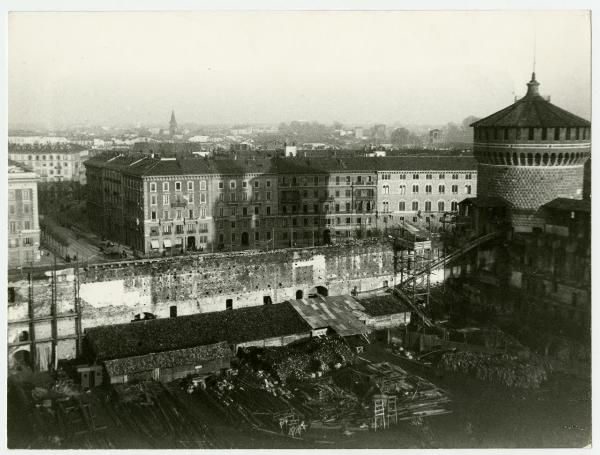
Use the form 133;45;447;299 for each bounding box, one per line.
9;10;591;129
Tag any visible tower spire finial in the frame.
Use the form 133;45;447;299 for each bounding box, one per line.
532;31;537;77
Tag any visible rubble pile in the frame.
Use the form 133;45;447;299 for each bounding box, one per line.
438;351;552;388
198;366;307;435
291;379;369;430
260;337;354;383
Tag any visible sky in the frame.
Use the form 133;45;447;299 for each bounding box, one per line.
8;10;592;129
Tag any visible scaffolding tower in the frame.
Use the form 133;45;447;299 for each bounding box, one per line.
389;227;435;327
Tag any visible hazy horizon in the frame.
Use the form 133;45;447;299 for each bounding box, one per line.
9;11;592;129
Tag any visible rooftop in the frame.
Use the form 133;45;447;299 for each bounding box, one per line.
84;154;477;177
103;341;232;377
85;301;312;361
542;197;591;213
471;73;591;129
287;295;369;337
358;294;411;317
7;160;37;179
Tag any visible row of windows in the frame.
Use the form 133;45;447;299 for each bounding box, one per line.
380;173;472;180
8;189;32;201
147;184;470;206
8;237;34;248
219;180;271;190
9;220;33;233
150;180;205;192
279;175;375;186
9;204;32;215
476;126;590;142
382;200;458;212
478;150;588;167
382;184;471;195
9;154;73;161
218;206;273;217
149;223;209;235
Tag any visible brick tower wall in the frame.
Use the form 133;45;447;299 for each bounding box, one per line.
477;163;585;210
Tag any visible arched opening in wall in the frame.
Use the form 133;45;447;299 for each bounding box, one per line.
527;153;534;166
170;306;177;318
12;350;31;370
323;229;331;244
18;330;29;342
534;153;541;165
296;290;304;299
542;153;549;165
241;232;249;247
226;299;233;310
132;312;156;322
550;153;556;165
558;153;563;165
502;153;509;165
519;153;526;165
563;153;570;165
512;152;518;165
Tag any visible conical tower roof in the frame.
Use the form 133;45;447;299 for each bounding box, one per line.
471;73;590;128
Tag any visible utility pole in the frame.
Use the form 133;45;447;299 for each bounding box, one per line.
51;255;58;371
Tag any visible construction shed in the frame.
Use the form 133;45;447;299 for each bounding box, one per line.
103;342;232;384
84;302;314;384
358;294;412;330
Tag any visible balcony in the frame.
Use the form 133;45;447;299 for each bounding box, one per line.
171;200;188;208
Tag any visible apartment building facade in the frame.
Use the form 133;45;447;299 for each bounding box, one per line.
8;144;90;183
8;162;41;269
85;154;477;255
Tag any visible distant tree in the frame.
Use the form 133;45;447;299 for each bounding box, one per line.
391;127;421;147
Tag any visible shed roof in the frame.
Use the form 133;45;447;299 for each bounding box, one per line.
103;341;232;377
542;197;591;213
287;295;369;337
358;294;411;317
86;302;312;361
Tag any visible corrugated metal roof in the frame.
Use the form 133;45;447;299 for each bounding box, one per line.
287;295;369;337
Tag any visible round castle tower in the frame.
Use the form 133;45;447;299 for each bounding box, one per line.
471;73;590;212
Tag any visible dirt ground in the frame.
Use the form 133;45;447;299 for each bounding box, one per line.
7;340;590;449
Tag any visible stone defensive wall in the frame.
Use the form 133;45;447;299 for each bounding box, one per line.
8;240;397;370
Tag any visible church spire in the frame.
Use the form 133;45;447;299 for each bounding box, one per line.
169;110;178;136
